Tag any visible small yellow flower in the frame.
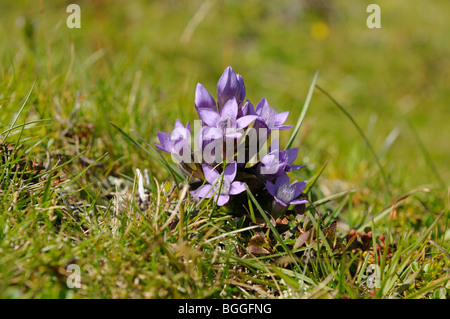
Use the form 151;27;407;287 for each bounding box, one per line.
311;21;329;40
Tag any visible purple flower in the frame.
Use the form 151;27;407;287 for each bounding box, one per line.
258;148;289;179
198;97;258;140
266;173;307;207
258;140;306;180
253;98;292;132
196;129;223;166
195;66;247;121
195;82;217;113
155;119;191;156
282;148;306;173
191;162;246;206
217;66;246;109
237;100;254;118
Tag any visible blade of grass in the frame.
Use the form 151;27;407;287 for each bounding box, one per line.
302;160;328;194
203;225;261;244
312;188;356;207
0;119;54;136
405;275;450;299
2;82;35;143
286;71;319;149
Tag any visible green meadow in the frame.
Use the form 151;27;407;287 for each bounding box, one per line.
0;0;448;299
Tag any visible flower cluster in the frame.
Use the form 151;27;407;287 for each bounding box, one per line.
156;67;308;217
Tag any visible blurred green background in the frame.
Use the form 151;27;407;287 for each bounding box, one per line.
1;0;449;196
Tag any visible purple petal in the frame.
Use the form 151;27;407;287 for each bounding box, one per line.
223;162;237;182
155;144;168;153
220;97;238;120
236;74;246;105
255;97;269;115
195;83;217;112
215;194;230;206
201;137;223;165
202;164;220;184
239;100;256;117
217;67;239;108
259;150;287;177
201;126;221;139
194;184;214;199
288;164;306;172
261;153;275;166
229;181;246;195
277;124;293;131
285;148;299;165
174;119;184;130
291;181;307;197
198;108;220;127
196;126;207;150
202;126;223;140
269;138;281;152
274;111;289;126
253;118;269;130
247;101;256;115
236;115;258;129
274;196;288;207
265;181;277;197
274;173;290;189
224;131;243;139
171;126;189;142
238;101;249;117
290;199;308;205
156;131;173;153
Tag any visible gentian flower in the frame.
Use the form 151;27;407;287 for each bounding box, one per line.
258;147;288;179
195;66;247;120
195;82;217;114
155;119;191;158
265;173;307;217
198;97;258;140
155;66;310;218
237;100;254;118
253;98;292;132
156;120;203;179
258;139;306;179
217;66;246;109
196;128;223;166
283;148;306;173
191;162;246;206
